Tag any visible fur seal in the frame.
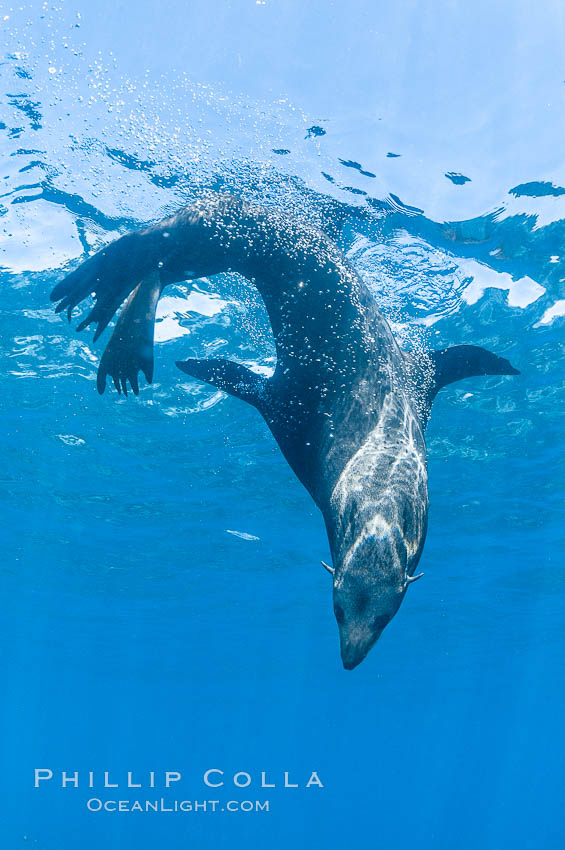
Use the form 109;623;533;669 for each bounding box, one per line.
51;193;519;669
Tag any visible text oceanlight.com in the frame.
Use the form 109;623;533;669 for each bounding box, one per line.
86;798;270;813
33;768;324;814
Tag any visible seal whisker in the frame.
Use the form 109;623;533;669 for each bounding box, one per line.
405;572;424;585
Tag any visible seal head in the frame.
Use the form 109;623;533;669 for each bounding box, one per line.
332;531;409;670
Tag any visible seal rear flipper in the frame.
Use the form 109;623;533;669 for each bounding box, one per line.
51;231;151;339
176;358;268;410
97;270;162;396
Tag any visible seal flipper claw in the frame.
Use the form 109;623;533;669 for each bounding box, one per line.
176;358;268;410
96;366;107;395
141;359;154;384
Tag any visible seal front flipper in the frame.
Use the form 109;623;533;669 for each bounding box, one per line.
176;358;269;411
430;344;519;392
410;344;520;424
97;270;162;396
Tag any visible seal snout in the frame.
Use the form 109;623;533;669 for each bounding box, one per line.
341;646;368;671
338;614;390;670
339;631;380;671
333;574;399;669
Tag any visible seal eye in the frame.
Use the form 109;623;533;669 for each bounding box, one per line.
334;604;345;625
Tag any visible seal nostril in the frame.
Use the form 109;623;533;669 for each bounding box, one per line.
334;604;345;625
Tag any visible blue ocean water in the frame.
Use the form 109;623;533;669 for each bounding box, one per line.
1;1;564;848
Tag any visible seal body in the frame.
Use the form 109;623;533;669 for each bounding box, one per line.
51;193;518;669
